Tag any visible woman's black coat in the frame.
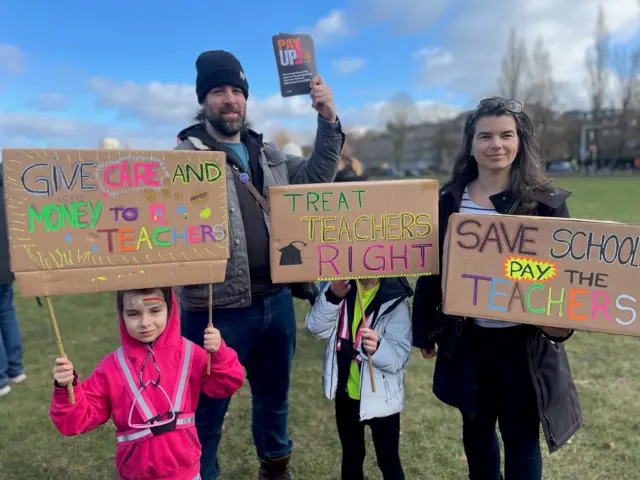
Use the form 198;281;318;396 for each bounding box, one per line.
411;180;582;453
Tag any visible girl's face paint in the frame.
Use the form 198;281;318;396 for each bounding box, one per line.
122;290;168;343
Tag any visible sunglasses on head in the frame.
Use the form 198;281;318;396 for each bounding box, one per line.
476;98;523;113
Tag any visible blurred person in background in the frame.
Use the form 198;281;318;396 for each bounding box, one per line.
335;140;367;182
0;167;26;397
282;142;303;157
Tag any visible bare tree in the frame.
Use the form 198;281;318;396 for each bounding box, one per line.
612;46;640;160
584;5;610;165
498;28;529;100
385;91;416;169
525;37;557;161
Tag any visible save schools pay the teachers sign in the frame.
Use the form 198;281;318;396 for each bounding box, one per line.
443;213;640;336
268;179;440;283
2;149;229;297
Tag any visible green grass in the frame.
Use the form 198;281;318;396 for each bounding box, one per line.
1;176;639;479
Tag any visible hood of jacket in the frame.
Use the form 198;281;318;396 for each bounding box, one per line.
117;289;188;420
118;289;182;356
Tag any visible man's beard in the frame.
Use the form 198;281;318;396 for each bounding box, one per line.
205;105;246;137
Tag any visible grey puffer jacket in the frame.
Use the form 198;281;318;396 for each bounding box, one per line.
175;115;344;310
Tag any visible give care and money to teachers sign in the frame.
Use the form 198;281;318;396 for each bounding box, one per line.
442;213;640;336
269;179;440;283
2;149;230;297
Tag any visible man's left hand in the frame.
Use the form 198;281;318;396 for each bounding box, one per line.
310;76;337;123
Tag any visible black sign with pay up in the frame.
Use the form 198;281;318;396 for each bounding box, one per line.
272;33;317;97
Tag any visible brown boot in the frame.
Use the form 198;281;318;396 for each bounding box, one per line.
258;454;292;480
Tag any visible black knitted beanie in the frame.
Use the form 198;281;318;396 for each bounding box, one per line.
195;50;249;103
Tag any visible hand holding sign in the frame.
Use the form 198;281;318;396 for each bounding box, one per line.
52;357;74;387
361;328;379;354
541;326;572;339
310;76;336;123
330;280;351;297
204;326;222;353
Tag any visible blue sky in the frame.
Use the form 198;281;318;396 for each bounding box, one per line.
1;0;638;148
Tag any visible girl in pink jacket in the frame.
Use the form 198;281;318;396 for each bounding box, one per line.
50;287;244;480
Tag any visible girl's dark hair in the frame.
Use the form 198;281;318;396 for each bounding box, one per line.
116;287;173;318
447;97;553;213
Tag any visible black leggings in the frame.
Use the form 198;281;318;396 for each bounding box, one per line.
335;394;405;480
462;325;542;480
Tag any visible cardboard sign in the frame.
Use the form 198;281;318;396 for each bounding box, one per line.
269;179;440;283
272;33;317;97
2;149;230;297
442;213;640;336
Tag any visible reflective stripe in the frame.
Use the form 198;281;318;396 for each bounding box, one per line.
177;414;195;425
172;339;191;412
338;303;348;340
116;415;195;443
116;428;152;443
115;339;195;444
116;347;156;421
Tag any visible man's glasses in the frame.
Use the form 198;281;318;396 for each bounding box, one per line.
476;98;523;113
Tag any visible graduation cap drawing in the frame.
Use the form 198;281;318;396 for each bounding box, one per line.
278;241;307;266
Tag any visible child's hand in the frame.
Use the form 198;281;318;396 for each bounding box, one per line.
330;280;351;298
53;358;74;387
204;327;222;353
361;328;379;354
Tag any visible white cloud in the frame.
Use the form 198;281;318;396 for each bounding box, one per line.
0;44;25;74
2;75;461;149
412;47;454;69
331;57;367;74
340;98;461;132
411;0;640;109
0;112;177;150
88;77;196;124
355;0;455;33
32;93;68;111
297;10;350;46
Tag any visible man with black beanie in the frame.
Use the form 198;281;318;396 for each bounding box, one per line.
175;50;344;480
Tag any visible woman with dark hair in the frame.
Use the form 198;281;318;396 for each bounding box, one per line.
412;98;582;480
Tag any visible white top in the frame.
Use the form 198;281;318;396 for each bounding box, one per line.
459;187;520;328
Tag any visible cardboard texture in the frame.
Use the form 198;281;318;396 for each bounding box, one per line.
272;33;317;97
2;149;230;297
269;179;440;283
442;213;640;336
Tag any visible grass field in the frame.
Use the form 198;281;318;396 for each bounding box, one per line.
1;176;640;479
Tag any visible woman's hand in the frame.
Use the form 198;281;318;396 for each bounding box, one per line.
420;348;437;359
541;327;572;339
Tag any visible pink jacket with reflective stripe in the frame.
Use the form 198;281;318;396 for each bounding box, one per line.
50;291;244;480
